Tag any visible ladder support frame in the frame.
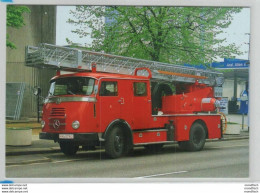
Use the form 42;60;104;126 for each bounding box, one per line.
25;43;223;86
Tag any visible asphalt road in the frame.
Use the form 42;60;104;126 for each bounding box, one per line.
6;139;249;179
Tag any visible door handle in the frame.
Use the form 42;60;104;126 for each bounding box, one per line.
118;98;124;104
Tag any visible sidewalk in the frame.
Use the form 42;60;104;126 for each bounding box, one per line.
225;114;249;129
6;120;60;156
5;114;249;157
6;136;60;156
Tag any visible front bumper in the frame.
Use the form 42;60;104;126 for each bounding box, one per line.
39;132;99;144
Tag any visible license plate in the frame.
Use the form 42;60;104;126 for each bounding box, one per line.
59;134;74;139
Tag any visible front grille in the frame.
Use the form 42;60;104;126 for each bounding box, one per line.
50;108;65;117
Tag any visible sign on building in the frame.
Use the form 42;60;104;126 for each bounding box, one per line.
211;58;249;69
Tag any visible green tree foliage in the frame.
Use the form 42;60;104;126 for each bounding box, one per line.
68;6;242;65
6;5;30;49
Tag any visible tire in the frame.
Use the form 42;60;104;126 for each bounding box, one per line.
178;123;206;151
144;144;164;152
59;141;79;156
105;127;125;159
187;123;206;151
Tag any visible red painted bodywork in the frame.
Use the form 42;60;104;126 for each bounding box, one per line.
161;84;216;114
41;70;222;145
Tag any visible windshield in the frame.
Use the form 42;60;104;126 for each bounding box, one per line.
49;77;95;96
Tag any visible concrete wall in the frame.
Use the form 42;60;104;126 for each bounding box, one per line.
6;5;57;119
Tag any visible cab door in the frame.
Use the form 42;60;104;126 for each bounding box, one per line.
98;80;120;131
117;79;133;126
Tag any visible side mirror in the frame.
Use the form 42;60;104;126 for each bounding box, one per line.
33;87;41;96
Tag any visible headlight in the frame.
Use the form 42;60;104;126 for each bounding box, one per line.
41;120;45;128
72;120;80;129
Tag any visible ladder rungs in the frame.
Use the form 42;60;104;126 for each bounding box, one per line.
25;43;223;86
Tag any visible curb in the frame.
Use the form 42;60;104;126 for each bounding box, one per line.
6;157;52;166
6;148;61;156
220;136;249;141
207;136;249;142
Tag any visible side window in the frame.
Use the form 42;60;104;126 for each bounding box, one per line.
100;81;118;96
133;82;147;96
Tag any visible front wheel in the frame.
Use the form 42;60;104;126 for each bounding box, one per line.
105;127;125;159
59;141;79;156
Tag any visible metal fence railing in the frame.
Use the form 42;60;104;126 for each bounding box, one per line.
6;82;26;120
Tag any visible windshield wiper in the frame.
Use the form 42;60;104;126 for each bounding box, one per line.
67;90;75;95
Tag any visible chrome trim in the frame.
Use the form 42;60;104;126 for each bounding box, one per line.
99;138;105;142
98;77;149;81
72;120;80;130
98;133;105;141
133;129;168;133
45;96;97;104
48;117;66;119
152;113;220;117
51;75;98;82
201;98;212;103
134;141;174;146
53;119;61;129
48;123;66;126
41;120;45;128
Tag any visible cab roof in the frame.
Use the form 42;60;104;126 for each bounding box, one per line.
51;71;150;81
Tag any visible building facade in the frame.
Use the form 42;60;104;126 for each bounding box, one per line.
6;5;57;119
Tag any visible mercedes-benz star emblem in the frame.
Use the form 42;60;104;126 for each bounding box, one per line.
53;119;61;129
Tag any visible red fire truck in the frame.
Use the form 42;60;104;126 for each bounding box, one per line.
26;44;224;158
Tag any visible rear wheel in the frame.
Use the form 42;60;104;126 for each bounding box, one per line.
105;127;125;158
178;123;206;151
59;141;79;156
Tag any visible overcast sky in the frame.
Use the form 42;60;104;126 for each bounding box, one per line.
56;6;250;61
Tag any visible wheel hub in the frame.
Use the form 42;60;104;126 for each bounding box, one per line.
114;135;122;152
